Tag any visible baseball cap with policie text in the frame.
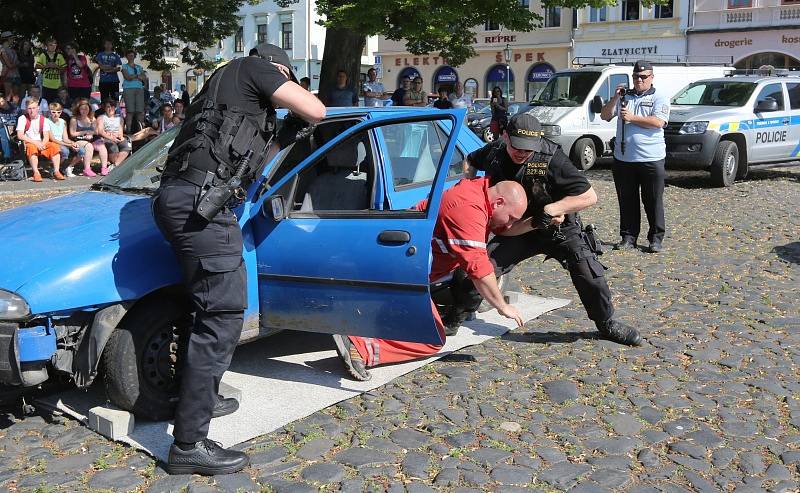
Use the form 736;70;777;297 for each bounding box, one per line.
506;113;544;151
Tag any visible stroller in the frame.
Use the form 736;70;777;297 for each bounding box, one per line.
0;116;28;181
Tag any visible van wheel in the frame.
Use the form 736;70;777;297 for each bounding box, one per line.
571;138;596;170
102;299;191;420
710;140;738;187
483;127;495;143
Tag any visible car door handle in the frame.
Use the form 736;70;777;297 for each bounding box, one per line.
378;230;411;244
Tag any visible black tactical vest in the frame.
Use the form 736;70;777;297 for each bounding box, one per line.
163;57;276;186
483;138;560;217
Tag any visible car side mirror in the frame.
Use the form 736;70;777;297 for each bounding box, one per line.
262;195;285;221
755;98;778;112
590;95;604;114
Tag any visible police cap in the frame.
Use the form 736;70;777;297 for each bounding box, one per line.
633;60;653;73
506;113;544;151
253;42;297;82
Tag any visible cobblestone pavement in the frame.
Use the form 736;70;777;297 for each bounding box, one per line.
1;166;798;493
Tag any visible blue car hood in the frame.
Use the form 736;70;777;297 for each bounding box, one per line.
0;191;181;314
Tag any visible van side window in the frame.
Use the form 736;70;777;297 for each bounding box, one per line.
610;74;629;93
597;77;610;102
786;83;800;110
755;84;784;111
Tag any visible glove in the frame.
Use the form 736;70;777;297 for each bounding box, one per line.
532;210;554;230
277;112;313;148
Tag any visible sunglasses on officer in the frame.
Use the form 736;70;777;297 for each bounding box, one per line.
633;72;652;80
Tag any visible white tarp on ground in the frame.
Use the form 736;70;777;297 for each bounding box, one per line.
38;293;569;461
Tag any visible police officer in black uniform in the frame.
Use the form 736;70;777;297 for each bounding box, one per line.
153;43;325;476
462;113;642;346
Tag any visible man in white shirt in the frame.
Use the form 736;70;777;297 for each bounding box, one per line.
449;81;472;110
16;99;63;182
362;68;386;107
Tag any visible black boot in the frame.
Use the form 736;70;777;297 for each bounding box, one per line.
596;319;643;346
613;237;637;250
166;438;249;475
212;395;239;418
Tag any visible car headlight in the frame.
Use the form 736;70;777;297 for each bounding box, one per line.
678;121;708;135
0;290;31;321
543;125;561;137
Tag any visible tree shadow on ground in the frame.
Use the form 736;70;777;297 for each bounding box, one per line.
501;330;598;344
773;241;800;264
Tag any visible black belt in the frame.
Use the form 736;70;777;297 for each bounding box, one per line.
163;167;213;188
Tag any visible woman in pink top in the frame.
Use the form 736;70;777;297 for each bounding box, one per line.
64;44;92;100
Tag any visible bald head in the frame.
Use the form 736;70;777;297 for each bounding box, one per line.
488;180;527;232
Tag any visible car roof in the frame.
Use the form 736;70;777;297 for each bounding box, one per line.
692;76;800;84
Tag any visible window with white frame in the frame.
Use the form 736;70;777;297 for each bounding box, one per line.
545;6;562;27
234;26;244;52
257;23;268;44
485;20;500;30
655;0;673;18
281;21;293;50
589;6;608;22
622;0;640;20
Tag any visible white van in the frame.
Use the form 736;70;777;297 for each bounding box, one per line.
527;58;732;170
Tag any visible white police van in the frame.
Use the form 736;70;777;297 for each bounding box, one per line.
666;71;800;186
526;57;732;170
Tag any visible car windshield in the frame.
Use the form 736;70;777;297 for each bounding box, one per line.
532;72;600;107
93;126;180;194
672;81;756;106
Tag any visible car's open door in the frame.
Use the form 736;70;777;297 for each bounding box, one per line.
247;109;466;344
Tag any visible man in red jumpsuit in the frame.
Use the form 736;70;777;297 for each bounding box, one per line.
333;178;528;381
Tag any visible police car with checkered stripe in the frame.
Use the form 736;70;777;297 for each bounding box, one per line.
666;71;800;187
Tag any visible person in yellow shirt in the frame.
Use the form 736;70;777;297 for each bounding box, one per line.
34;38;66;103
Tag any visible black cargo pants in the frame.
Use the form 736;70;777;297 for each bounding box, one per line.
152;179;246;444
488;219;615;325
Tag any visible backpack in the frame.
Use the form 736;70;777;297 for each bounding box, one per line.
23;115;45;136
0;160;26;181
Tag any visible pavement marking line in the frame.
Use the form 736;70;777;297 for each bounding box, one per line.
36;292;569;462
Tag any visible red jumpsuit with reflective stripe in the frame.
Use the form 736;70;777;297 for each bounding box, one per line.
349;178;495;367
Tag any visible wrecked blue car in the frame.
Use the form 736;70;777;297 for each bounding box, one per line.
0;108;481;419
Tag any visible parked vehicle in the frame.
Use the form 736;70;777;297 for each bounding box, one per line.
468;102;536;143
527;57;732;170
666;73;800;186
0;107;486;419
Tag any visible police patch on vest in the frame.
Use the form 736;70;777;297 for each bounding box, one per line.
525;161;548;176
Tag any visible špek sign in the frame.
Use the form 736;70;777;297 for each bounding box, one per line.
601;45;659;56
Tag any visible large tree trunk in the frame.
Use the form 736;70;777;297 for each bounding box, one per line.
318;27;365;106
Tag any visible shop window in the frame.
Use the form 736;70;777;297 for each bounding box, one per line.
755;83;784;111
282;22;293;50
464;78;479;100
622;0;640;20
545;7;562;27
485;20;500;30
589;6;608;22
655;0;673;18
727;0;752;8
234;26;244;53
257;24;268;44
786;83;800;109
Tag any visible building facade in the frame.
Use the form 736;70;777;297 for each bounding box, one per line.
377;4;574;101
213;0;377;91
572;0;689;62
687;0;800;69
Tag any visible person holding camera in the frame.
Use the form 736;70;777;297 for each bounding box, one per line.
601;60;670;253
153;43;325;476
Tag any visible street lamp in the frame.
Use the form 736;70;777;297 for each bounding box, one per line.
503;43;512;100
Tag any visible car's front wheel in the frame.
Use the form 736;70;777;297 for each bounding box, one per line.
571;138;597;171
483;127;495;143
102;298;191;420
710;140;738;187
